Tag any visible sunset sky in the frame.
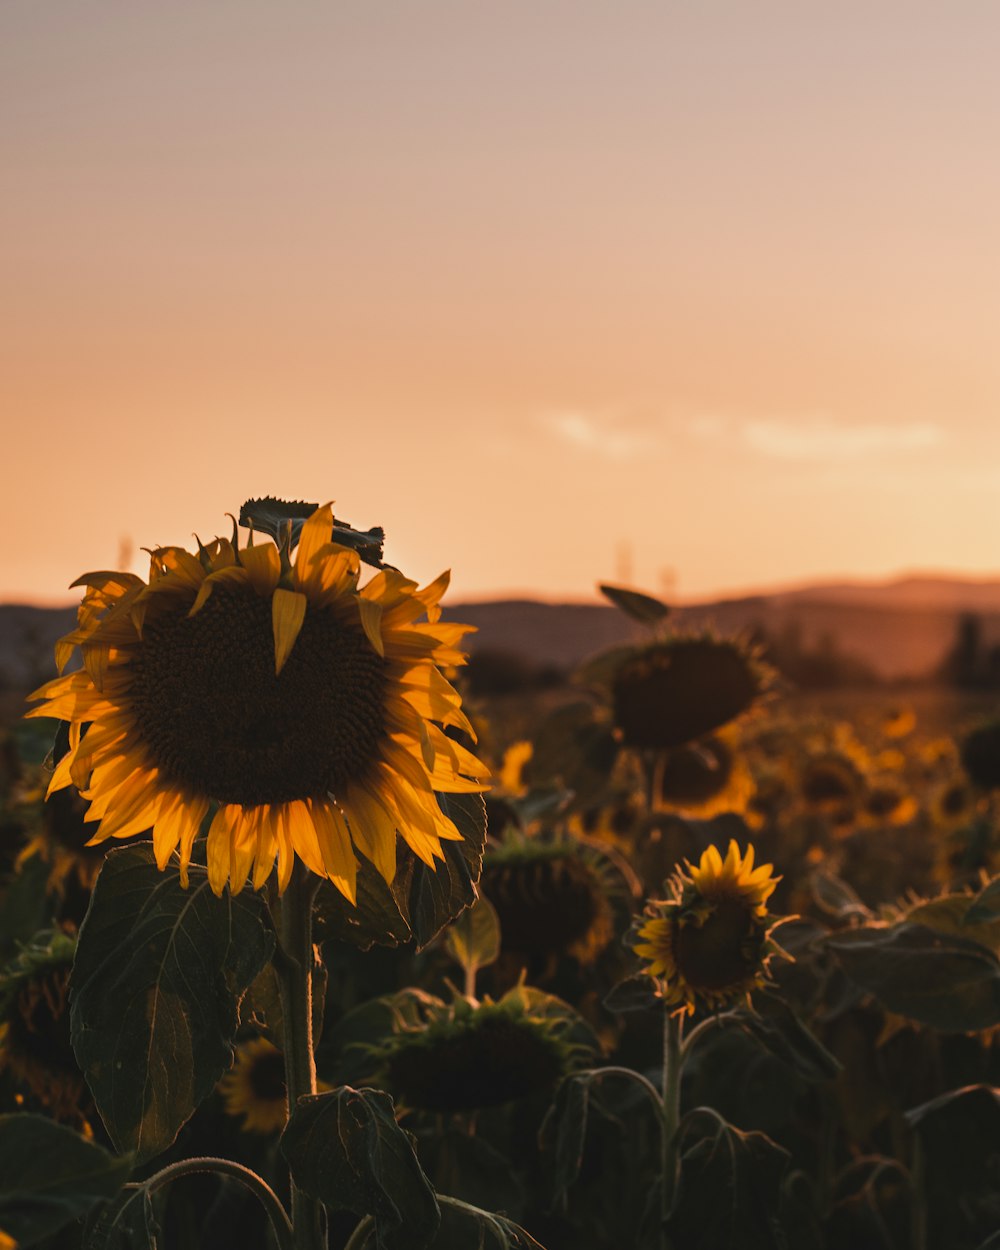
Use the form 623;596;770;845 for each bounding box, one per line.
3;3;1000;606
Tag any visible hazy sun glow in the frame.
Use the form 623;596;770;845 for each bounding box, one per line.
3;2;1000;605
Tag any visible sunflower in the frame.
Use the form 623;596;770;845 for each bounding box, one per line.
608;634;770;752
652;727;754;820
631;840;786;1015
361;984;599;1113
218;1037;289;1134
26;504;488;901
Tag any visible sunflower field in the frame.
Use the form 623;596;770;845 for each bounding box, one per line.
1;501;999;1250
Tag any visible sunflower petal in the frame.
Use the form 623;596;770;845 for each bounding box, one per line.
272;588;307;675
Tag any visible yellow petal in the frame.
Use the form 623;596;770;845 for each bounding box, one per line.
356;597;384;657
343;786;398;884
207;806;235;896
293;503;334;591
308;799;357;904
272;588;307;674
240;543;280;596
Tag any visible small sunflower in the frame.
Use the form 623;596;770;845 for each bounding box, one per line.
26;504;488;901
880;706;916;740
799;751;863;825
863;776;918;826
631;841;787;1015
218;1037;288;1134
608;634;770;752
652;728;754;820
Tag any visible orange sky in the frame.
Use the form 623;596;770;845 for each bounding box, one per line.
3;3;1000;606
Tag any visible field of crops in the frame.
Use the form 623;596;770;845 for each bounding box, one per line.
2;514;999;1250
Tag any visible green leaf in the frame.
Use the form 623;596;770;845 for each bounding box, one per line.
70;843;275;1161
398;793;488;950
668;1110;790;1250
598;583;670;625
905;893;1000;954
315;793;487;953
443;896;500;981
280;1087;439;1250
826;922;1000;1032
0;1113;133;1247
429;1200;547;1249
83;1186;160;1250
965;874;1000;925
542;1072;593;1203
810;870;872;921
735;994;842;1083
238;498;387;568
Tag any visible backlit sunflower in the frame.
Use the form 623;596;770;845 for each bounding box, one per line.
652;727;754;820
218;1037;288;1134
631;840;787;1015
26;504;488;901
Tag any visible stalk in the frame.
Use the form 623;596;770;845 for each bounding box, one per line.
660;1010;683;1249
274;862;323;1250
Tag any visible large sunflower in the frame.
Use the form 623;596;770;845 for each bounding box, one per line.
632;840;786;1015
26;504;488;901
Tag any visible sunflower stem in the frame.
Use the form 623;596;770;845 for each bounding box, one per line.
275;863;324;1250
660;1010;683;1250
141;1157;294;1250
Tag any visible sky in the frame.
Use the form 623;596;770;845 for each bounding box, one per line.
3;2;1000;606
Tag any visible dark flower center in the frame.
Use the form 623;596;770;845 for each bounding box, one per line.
657;736;734;805
613;640;760;751
673;897;758;992
130;586;388;805
386;1014;563;1111
246;1049;287;1103
481;855;605;957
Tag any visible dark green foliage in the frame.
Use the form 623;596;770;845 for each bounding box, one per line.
0;1113;132;1247
826;922;1000;1032
280;1086;439;1249
316;793;487;951
70;844;274;1160
597;584;670;627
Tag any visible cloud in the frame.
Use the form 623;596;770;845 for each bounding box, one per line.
741;418;945;462
545;410;653;460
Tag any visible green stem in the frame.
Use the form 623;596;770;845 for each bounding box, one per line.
143;1157;294;1250
661;1011;683;1249
275;862;323;1250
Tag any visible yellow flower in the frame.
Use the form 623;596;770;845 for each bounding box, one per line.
632;840;784;1015
26;504;488;902
218;1037;288;1134
652;727;754;820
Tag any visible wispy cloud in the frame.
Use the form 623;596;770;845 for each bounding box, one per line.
688;413;946;462
741;418;945;462
545;410;653;460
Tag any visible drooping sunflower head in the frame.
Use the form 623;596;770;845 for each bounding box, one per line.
481;832;629;965
608;634;771;752
0;931;88;1124
26;503;489;901
652;727;754;820
631;840;787;1015
218;1037;288;1134
368;985;598;1113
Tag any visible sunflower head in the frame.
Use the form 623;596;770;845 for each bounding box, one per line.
652;728;754;819
609;634;770;752
799;751;863;826
959;720;1000;792
880;706;916;740
863;776;918;826
368;985;598;1113
481;833;625;965
631;840;787;1015
0;931;88;1123
26;503;488;901
218;1037;288;1134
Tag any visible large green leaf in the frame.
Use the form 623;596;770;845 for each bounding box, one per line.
0;1114;133;1247
315;793;487;953
238;497;387;567
734;994;841;1083
83;1186;160;1250
281;1087;439;1250
70;843;275;1161
826;922;1000;1032
668;1110;790;1250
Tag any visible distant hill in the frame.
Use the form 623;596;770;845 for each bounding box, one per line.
5;573;1000;694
